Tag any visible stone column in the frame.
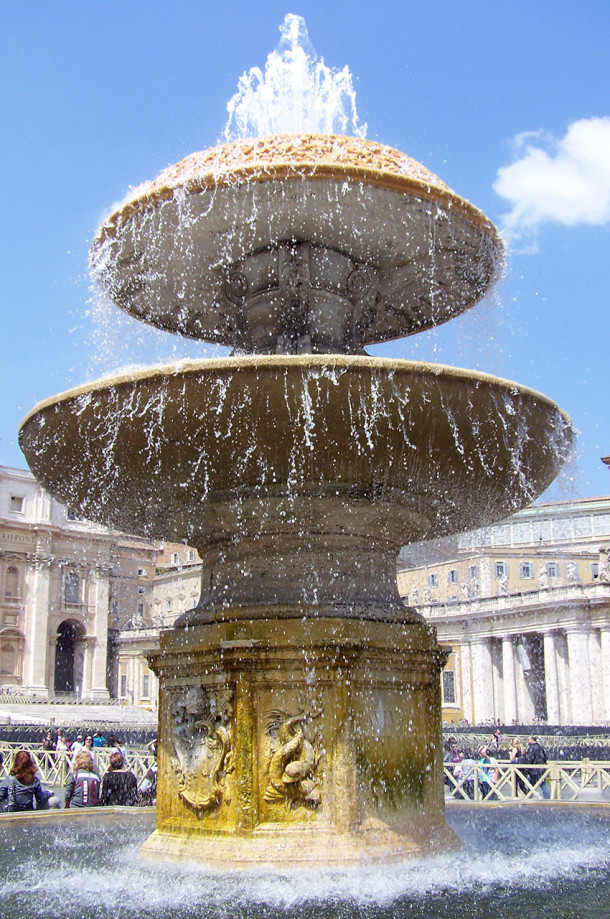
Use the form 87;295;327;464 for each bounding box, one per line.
566;626;593;724
589;629;604;724
24;556;51;697
600;627;610;722
88;568;110;700
470;637;495;723
543;631;561;724
80;636;95;699
460;642;474;724
555;632;571;724
502;636;518;724
127;654;134;706
514;640;535;723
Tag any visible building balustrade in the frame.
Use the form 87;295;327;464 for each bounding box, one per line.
416;582;610;619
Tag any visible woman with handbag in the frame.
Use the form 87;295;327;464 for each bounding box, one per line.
0;751;54;811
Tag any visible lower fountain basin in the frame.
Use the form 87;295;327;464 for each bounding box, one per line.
2;806;609;918
19;355;572;547
19;354;572;621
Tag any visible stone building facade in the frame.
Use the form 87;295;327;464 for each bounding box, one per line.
397;496;610;725
0;464;157;700
112;544;201;710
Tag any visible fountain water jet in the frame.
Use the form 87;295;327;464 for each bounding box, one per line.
18;16;573;868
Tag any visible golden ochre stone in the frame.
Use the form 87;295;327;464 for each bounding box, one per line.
142;616;458;868
93;133;479;243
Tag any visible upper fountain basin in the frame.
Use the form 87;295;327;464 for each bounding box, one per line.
19;355;572;548
90;135;503;353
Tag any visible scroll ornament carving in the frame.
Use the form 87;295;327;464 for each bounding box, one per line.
170;685;234;816
264;708;322;809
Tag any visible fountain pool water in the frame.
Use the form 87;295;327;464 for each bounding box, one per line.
2;808;610;918
18;14;574;870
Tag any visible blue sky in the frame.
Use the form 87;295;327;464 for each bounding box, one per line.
2;1;609;499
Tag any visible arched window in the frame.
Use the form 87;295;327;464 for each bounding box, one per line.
65;571;80;605
5;566;19;599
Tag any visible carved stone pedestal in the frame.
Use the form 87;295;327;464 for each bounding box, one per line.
142;615;456;868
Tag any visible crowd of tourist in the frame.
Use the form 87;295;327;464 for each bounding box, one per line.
0;730;158;813
443;732;551;799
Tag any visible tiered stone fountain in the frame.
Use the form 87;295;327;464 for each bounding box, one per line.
18;17;573;869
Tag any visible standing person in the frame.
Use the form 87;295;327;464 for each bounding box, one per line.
55;729;69;755
64;752;100;808
41;730;55;753
509;739;528;796
478;745;499;799
523;735;551;799
138;759;157;806
71;735;84;757
92;732;106;748
443;738;462;791
100;753;138;806
81;734;99;775
489;729;503;753
55;730;71;781
442;736;458;789
0;751;54;811
111;737;126;760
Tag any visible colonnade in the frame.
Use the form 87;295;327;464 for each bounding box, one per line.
459;623;610;725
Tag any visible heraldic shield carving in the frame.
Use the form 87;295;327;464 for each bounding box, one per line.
170;684;234;816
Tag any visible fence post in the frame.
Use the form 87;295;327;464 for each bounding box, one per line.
549;760;559;800
582;757;591;789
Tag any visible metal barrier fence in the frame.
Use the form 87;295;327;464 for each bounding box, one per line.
444;759;610;802
2;741;610;803
0;742;154;785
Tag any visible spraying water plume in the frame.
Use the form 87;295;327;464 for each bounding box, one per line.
224;14;367;140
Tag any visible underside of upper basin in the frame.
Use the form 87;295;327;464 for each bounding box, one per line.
19;356;573;548
90;135;503;351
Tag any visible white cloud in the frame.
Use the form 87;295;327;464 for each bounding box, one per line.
494;116;610;244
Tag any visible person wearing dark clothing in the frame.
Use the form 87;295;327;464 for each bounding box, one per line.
64;751;100;808
100;752;138;806
41;731;55;753
510;739;529;795
0;751;53;811
523;735;550;799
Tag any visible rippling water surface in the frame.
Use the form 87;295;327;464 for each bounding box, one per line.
2;808;610;919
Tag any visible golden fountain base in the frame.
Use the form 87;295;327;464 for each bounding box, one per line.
143;615;458;869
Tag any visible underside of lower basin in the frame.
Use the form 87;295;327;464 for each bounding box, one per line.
19;355;573;548
19;354;573;625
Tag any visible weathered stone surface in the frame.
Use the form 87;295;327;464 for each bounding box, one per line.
90;134;503;349
142;617;454;867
